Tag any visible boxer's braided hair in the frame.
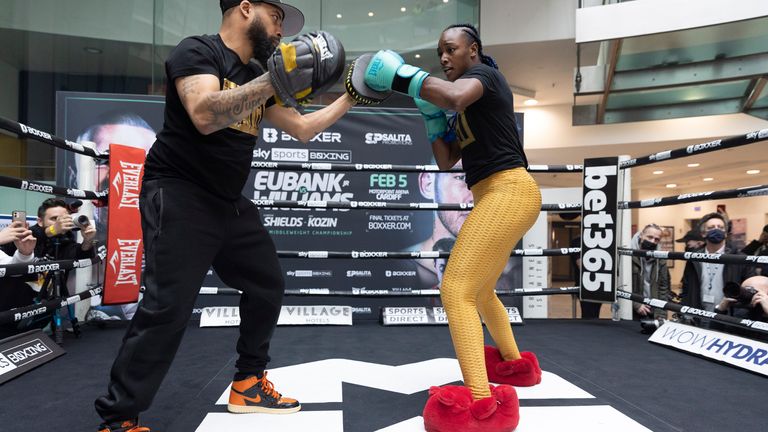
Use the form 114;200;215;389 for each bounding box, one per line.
444;24;499;69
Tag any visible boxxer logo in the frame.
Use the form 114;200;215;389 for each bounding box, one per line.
262;128;279;143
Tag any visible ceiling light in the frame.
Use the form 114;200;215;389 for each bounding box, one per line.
523;99;538;106
653;170;664;175
665;183;677;188
415;54;421;59
336;13;342;18
687;163;700;168
746;169;761;175
443;0;450;3
368;11;374;17
401;7;407;12
702;177;714;182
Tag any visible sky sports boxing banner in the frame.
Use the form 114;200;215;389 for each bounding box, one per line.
56;92;524;300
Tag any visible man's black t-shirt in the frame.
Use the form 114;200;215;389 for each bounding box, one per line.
453;63;527;188
145;34;273;200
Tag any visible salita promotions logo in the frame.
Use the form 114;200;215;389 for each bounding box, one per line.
111;161;142;209
253;171;354;203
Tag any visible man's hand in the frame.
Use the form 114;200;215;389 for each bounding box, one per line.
80;224;97;251
636;304;652;316
51;214;75;236
751;291;768;315
14;231;36;256
716;297;737;312
0;221;28;245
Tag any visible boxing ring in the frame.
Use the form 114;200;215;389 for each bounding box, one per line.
0;116;767;431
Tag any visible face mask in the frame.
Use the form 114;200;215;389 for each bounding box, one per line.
705;229;725;244
640;240;657;250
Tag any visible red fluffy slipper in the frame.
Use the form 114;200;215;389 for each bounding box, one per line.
485;346;542;387
423;384;520;432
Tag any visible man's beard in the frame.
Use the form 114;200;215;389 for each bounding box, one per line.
248;17;280;64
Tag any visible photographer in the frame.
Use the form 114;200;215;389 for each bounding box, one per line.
714;276;768;340
740;224;768;276
0;221;37;339
31;198;97;261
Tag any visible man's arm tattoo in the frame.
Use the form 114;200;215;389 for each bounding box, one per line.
204;74;272;130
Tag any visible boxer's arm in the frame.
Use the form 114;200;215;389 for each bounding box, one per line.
419;77;483;112
431;137;461;171
265;93;356;143
176;73;275;135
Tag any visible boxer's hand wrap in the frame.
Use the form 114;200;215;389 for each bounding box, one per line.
364;50;429;98
268;31;346;108
414;98;455;143
345;53;392;105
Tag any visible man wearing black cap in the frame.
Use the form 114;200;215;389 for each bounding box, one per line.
741;224;768;275
675;229;705;252
94;2;355;431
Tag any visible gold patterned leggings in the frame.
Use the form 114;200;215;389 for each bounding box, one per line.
440;167;542;399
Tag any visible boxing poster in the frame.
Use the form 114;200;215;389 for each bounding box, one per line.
56;92;524;311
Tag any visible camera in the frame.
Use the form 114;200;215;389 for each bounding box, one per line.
70;213;91;231
723;281;757;305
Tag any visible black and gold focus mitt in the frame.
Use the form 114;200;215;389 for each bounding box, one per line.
345;53;392;105
267;31;346;108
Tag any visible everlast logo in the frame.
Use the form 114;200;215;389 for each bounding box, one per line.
113;161;142;209
109;239;141;286
20;181;53;194
686;140;722;154
19;123;52;140
581;163;618;297
28;263;60;273
679;306;718;318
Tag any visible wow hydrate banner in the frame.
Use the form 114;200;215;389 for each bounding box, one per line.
57;92;523;298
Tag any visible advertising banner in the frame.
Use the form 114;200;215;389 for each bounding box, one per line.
56;92;524;309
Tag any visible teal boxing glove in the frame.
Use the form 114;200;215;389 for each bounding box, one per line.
414;98;455;143
365;50;430;98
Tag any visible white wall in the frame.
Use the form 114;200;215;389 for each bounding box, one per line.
519;104;768;150
576;0;768;43
481;0;578;45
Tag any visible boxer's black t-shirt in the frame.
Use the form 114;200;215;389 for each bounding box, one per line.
454;63;527;188
145;34;274;200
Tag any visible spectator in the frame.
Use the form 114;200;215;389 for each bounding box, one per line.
630;224;670;320
675;229;705;252
740;224;768;276
681;212;755;321
714;276;768;340
0;221;37;339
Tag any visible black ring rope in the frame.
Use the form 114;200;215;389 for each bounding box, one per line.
0;174;108;201
0;246;107;278
0;286;103;325
0;116;108;160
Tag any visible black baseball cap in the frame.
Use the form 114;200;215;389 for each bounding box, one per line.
220;0;304;36
675;229;704;243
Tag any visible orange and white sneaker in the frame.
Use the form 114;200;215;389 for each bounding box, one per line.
97;419;150;432
228;371;301;414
